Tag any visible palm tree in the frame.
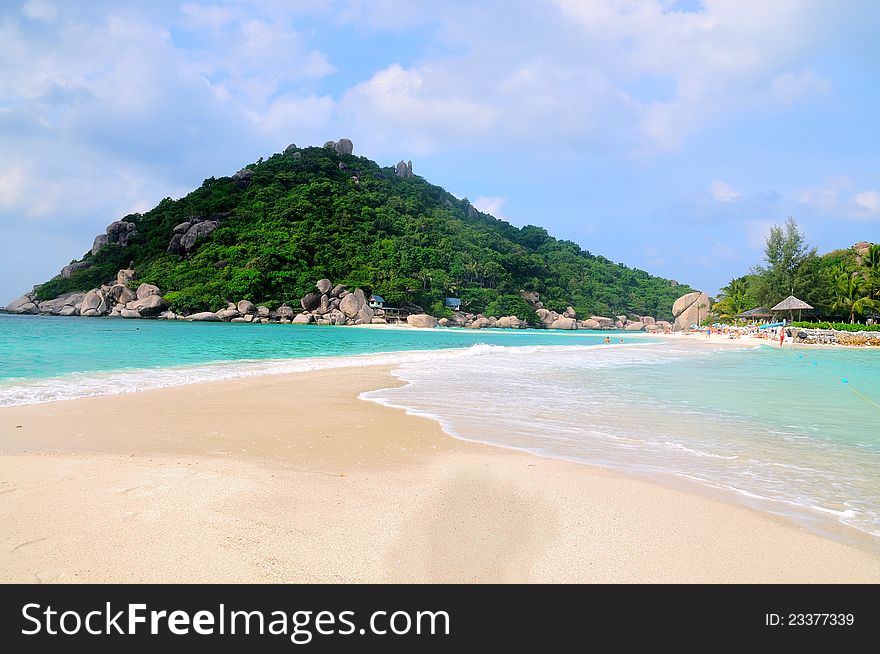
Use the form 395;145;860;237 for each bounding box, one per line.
832;268;864;323
713;277;750;320
849;244;880;322
863;244;880;301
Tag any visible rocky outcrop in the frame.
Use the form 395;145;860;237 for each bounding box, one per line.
625;321;645;331
6;294;40;314
550;316;577;330
80;289;110;317
672;291;710;331
106;284;132;305
284;143;297;154
339;291;363;318
406;313;438;328
853;241;875;265
117;267;136;285
187;311;222;321
37;292;85;315
60;261;93;278
136;283;160;299
30;267;174;319
468;316;492;329
126;294;166;317
232;168;255;185
395;160;413;178
495;315;523;329
92;220;136;256
335;139;353;156
169;219;219;255
301;292;321;311
277;305;295;320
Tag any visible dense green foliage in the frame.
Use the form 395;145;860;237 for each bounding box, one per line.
790;321;880;332
34;146;691;318
713;218;879;324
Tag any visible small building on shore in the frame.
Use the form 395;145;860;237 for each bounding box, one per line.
771;296;814;322
735;307;773;322
369;294;385;309
444;297;462;310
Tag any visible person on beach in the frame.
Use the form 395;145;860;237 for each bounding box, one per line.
604;337;611;344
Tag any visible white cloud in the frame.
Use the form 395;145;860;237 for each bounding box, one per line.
314;0;849;158
765;70;832;104
340;64;497;155
795;187;836;211
180;3;240;30
851;190;880;218
794;178;880;219
643;245;665;267
22;0;57;21
0;165;29;213
709;181;741;203
472;196;508;221
0;0;876;302
745;220;775;249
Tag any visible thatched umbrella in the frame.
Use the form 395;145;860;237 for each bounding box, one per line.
736;307;773;322
771;295;814;322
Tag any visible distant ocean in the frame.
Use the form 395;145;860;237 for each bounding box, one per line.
2;313;879;547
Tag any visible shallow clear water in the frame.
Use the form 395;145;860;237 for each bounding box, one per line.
2;314;879;547
0;314;620;404
364;340;880;545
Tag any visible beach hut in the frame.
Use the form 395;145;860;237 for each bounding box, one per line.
735;307;773;323
771;295;813;322
444;297;462;310
369;294;385;309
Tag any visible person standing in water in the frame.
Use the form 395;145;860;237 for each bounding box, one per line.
604;337;611;344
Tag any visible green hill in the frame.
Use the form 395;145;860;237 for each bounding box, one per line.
33;143;692;322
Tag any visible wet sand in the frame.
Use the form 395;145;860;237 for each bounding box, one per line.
1;365;879;583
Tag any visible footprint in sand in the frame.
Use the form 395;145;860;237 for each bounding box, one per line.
122;508;162;522
119;484;149;495
35;569;64;583
10;537;47;553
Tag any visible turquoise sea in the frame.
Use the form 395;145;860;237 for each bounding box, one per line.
1;313;879;547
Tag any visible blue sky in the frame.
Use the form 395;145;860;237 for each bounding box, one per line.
1;0;878;303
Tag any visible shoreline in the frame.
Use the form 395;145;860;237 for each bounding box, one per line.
2;364;879;583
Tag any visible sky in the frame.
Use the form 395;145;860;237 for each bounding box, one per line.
1;0;879;304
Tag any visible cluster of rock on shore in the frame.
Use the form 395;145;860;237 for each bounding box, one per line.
5;271;682;332
4;273;390;326
6;268;168;319
789;327;880;347
436;291;673;331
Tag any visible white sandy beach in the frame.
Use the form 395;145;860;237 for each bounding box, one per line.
2;360;879;584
